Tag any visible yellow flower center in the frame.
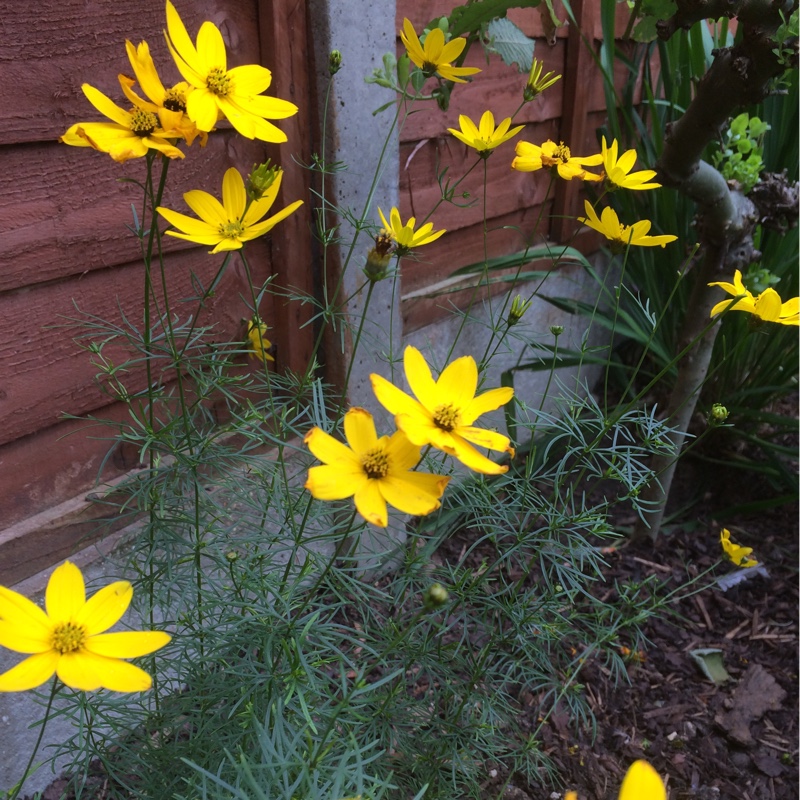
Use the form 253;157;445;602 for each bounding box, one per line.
433;403;461;432
543;142;571;167
361;447;390;480
163;87;187;112
51;621;87;654
129;108;159;136
219;220;244;240
206;67;232;97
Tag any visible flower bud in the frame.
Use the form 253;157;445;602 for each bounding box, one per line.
329;50;343;75
508;295;532;326
549;324;564;337
246;161;280;201
364;232;394;282
524;58;561;102
709;403;729;423
423;582;449;609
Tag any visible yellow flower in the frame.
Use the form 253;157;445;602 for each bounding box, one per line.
60;81;185;163
400;18;481;84
0;561;170;692
304;408;450;528
370;346;515;475
512;140;603;181
123;39;206;146
164;0;298;141
523;58;561;101
709;270;799;326
247;318;274;363
378;207;445;255
720;528;758;568
600;136;661;191
157;167;303;254
578;200;677;252
447;111;524;157
567;759;666;800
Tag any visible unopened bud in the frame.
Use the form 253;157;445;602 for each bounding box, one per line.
549;324;564;337
710;403;729;423
329;50;343;75
247;161;280;201
508;295;532;326
225;550;239;562
423;582;449;609
364;232;394;281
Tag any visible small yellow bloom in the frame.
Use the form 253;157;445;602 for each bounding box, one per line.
378;207;445;255
720;528;758;568
370;346;515;475
567;759;666;800
600;136;661;191
60;81;185;163
709;270;799;326
304;407;450;528
512;140;603;181
247;318;274;363
0;561;170;692
578;200;677;252
447;111;523;157
165;0;298;141
524;58;561;101
157;167;303;254
400;18;481;84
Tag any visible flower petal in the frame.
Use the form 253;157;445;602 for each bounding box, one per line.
221;168;246;220
457;426;514;455
196;21;226;71
158;207;219;238
754;288;781;321
343;407;379;455
75;581;133;636
306;465;365;500
45;561;86;623
354;480;388;527
435;355;478;411
403;346;439;410
0;586;52;653
57;651;154;693
619;760;666;800
183;189;228;226
461;386;514;425
186;88;219;132
82;84;131;127
379;472;449;516
227;64;272;96
450;435;508;474
384;429;421;471
84;631;171;659
304;427;361;468
0;651;59;692
371;372;430;421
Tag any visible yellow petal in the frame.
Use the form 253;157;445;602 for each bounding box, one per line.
450;436;508;474
462;386;514;425
371;372;430;421
435;355;478;410
57;651;153;693
618;760;666;800
380;473;449;516
45;561;86;623
196;21;226;72
157;207;219;238
227;64;272;97
84;631;171;659
82;84;130;127
0;651;59;692
343;407;379;455
186;88;219;132
165;0;203;81
403;347;439;410
243;200;304;239
183;189;228;226
76;581;133;636
304;427;361;468
457;426;514;455
424;27;445;62
354;480;388;527
0;586;52;652
305;465;365;500
221;168;246;220
754;288;782;321
384;429;421;471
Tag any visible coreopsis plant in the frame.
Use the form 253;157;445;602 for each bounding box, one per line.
399;17;480;84
720;528;758;567
578;200;677;252
709;270;799;325
600;136;661;191
157;166;303;253
370;346;515;475
377;207;445;255
164;0;298;141
304;407;450;527
447;110;523;157
0;561;170;692
512;139;603;181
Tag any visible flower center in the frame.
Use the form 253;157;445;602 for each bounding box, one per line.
219;220;244;240
361;447;390;480
163;87;186;112
433;403;461;432
206;67;232;97
129;108;158;136
51;621;87;654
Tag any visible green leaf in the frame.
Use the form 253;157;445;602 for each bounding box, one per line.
484;18;535;72
448;0;542;38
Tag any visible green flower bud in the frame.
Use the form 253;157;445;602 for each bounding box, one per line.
329;50;343;75
246;161;280;201
423;582;449;609
508;295;532;326
710;403;729;423
549;324;564;337
364;232;394;282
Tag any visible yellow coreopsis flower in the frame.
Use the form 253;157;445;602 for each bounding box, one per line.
370;347;515;475
124;39;206;146
447;111;523;157
304;407;450;528
247;317;274;363
578;200;677;252
164;0;298;141
60;81;185;163
0;561;170;692
709;270;799;326
720;528;759;568
400;18;481;84
566;759;666;800
378;207;445;255
157;167;303;254
600;136;661;191
523;58;561;101
512;139;603;181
